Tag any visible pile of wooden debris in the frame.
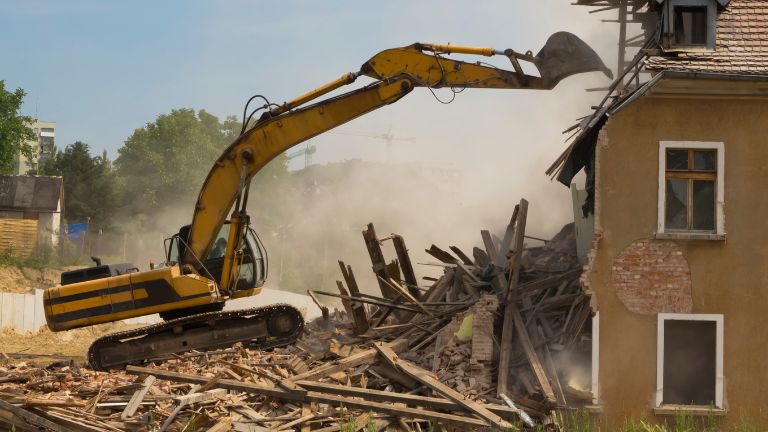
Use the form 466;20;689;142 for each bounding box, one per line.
0;198;594;431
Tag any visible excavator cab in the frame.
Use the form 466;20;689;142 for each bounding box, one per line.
165;221;267;291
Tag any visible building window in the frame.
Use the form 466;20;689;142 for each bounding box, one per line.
658;141;724;236
674;7;708;46
656;314;723;408
662;0;717;50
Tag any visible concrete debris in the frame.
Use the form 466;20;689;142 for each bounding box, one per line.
0;199;593;431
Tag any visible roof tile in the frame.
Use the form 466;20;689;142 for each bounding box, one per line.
647;0;768;73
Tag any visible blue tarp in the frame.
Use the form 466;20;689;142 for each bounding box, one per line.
65;223;88;240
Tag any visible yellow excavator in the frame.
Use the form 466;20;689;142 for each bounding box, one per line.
43;33;610;370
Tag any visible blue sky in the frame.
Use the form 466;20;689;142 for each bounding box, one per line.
2;1;619;233
3;1;615;156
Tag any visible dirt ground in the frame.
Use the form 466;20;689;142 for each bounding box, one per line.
0;266;71;293
0;322;137;361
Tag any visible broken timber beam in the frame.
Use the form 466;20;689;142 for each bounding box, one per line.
497;205;520;265
424;245;457;264
294;380;522;420
338;261;370;333
0;399;70;432
511;303;556;404
373;343;514;430
363;223;397;301
286;338;409;383
381;277;432;318
481;229;503;267
497;198;528;398
125;365;488;429
121;374;155;419
390;234;420;298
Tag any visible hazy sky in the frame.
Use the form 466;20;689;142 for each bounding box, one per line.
2;1;620;235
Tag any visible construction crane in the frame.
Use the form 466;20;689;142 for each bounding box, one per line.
332;128;415;163
285;143;317;169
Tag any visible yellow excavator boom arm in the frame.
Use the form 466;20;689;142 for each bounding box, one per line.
183;32;610;269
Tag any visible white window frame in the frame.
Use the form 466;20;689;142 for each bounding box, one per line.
658;141;725;235
591;312;599;405
656;313;724;408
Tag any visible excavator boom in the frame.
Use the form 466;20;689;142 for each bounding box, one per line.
44;33;609;370
184;32;610;266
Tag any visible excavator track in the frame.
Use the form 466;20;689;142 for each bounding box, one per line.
88;304;304;371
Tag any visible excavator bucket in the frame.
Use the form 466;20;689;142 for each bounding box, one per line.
533;32;613;87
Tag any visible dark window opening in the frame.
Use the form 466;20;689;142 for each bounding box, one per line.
663;319;716;406
674;7;708;46
664;149;717;232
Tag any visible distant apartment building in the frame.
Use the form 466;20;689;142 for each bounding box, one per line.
15;120;56;175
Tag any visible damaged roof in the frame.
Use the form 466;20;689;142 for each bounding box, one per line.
647;0;768;73
549;0;768;185
0;175;63;213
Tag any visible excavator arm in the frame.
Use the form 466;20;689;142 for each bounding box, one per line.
47;32;609;370
184;32;611;272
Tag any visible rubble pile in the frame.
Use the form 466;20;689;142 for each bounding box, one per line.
0;199;594;431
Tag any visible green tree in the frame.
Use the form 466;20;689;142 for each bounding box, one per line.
114;109;243;221
41;142;118;230
0;81;35;174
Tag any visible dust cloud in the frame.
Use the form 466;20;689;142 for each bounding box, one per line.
104;12;621;299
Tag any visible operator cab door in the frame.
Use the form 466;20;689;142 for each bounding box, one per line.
204;224;267;290
166;222;267;290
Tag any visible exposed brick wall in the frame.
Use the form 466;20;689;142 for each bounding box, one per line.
470;294;498;388
612;239;693;314
581;126;610;314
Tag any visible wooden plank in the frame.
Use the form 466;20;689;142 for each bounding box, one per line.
294;380;521;419
381;277;432;317
40;407;123;432
391;234;420;298
481;230;502;267
497;205;520;265
276;413;314;431
509;199;529;298
448;246;473;266
334;281;355;320
207;417;233;432
497;198;528;398
285;338;409;383
424;245;457;264
25;398;85;408
472;247;490;267
363;223;397;300
419;269;454;304
300;404;312;432
511;304;556;404
0;399;69;432
121;374;155;419
373;343;513;430
542;344;567;407
126;365;488;429
338;262;370;333
175;388;227;406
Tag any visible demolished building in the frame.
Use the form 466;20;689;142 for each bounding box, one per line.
551;0;768;427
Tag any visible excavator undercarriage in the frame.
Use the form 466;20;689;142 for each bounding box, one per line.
88;304;303;371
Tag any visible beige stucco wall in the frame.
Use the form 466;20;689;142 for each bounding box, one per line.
590;84;768;428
